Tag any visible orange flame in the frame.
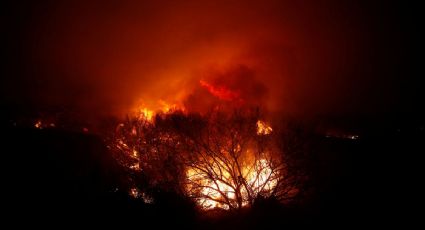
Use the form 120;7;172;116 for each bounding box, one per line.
256;120;272;135
186;154;279;210
115;102;284;210
136;100;185;121
34;120;42;129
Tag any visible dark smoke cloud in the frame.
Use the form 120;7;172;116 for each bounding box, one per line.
2;0;422;125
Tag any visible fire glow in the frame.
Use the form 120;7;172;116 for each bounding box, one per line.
136;100;185;122
111;101;298;211
199;80;241;102
256;120;273;135
186;156;279;210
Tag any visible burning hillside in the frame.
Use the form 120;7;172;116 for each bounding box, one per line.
109;98;302;210
1;0;421;226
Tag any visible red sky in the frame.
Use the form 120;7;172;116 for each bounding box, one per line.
1;0;422;125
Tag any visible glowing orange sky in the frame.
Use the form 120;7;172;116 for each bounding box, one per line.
2;0;422;124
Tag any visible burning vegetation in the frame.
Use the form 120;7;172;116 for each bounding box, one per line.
110;105;303;211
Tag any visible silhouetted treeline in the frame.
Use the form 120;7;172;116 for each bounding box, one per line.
1;119;422;227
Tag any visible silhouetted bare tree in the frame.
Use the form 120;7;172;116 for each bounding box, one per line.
110;108;303;210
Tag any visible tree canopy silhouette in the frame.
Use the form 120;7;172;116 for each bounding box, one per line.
110;108;305;211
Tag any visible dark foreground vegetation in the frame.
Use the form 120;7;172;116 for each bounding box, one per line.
1;121;422;228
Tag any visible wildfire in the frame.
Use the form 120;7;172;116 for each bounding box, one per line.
256;120;272;135
136;100;185;121
34;119;56;129
110;103;296;211
34;120;42;129
140;108;154;121
185;121;278;210
186;156;279;210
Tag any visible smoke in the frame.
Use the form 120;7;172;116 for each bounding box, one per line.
2;0;420;124
184;65;267;113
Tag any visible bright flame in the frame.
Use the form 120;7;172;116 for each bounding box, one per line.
186;167;234;210
34;120;55;129
136;100;185;122
185;154;279;210
129;162;140;171
113;105;285;211
140;108;154;121
256;120;272;135
34;120;42;129
130;188;139;198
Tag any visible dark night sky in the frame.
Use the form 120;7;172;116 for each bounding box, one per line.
1;0;423;127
